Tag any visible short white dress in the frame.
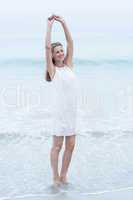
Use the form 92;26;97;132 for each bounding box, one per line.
50;65;78;136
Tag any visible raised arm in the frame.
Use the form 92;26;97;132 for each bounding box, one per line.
54;15;73;68
45;15;55;80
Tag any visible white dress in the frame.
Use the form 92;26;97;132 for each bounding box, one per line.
50;65;78;136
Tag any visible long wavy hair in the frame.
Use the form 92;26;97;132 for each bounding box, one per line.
45;42;63;82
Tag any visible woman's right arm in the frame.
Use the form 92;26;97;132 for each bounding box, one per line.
45;16;55;79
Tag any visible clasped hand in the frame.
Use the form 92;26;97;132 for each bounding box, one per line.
47;14;65;26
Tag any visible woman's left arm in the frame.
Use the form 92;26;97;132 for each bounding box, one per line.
54;15;73;67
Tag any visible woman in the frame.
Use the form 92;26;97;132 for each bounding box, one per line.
45;14;78;187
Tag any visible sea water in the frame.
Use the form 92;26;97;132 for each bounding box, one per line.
0;37;133;199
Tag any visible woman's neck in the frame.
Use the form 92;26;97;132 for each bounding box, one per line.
54;60;65;67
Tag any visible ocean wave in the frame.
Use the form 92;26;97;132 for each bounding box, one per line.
0;58;133;67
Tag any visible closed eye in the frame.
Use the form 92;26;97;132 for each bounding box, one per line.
56;50;64;54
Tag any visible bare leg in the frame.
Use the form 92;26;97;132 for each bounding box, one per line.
50;135;64;186
60;135;76;184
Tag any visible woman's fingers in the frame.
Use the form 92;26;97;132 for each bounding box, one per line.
54;15;60;18
48;14;55;20
47;17;55;27
54;14;62;19
54;15;65;24
47;14;64;24
48;14;62;20
55;16;61;19
54;16;61;21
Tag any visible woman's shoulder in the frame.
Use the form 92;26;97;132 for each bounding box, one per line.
64;61;74;69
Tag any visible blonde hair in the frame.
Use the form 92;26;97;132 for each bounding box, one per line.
45;42;63;82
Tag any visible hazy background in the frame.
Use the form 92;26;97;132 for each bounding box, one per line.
0;0;133;60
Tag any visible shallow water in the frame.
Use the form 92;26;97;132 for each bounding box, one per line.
0;130;133;199
0;40;133;199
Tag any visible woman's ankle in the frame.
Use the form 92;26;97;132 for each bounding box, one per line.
53;175;60;181
59;175;67;182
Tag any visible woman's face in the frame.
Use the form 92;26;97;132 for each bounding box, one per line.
52;45;65;62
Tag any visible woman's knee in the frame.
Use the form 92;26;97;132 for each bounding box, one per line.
65;136;76;151
52;136;64;152
52;144;63;152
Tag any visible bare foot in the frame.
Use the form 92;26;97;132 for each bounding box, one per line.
59;176;68;184
53;177;62;187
